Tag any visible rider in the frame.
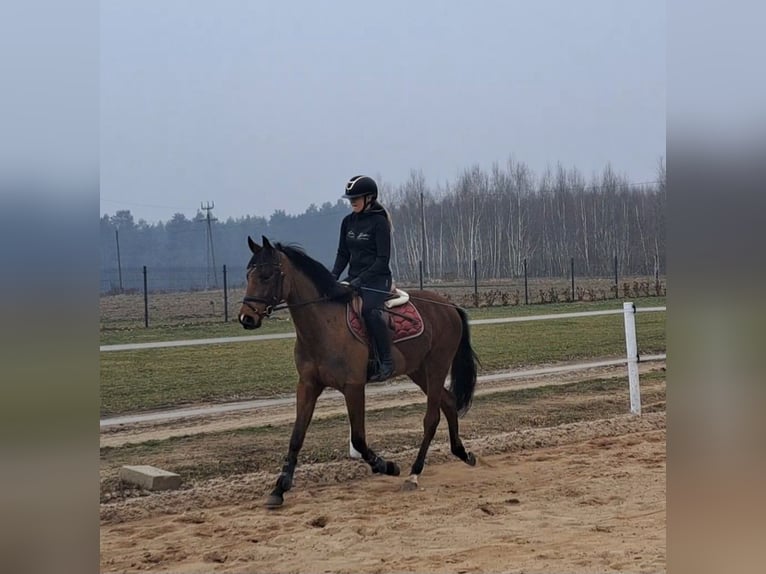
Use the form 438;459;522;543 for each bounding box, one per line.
331;175;395;382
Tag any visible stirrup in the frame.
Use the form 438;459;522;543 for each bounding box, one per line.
370;361;394;382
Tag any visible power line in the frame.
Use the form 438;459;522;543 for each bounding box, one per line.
100;198;193;210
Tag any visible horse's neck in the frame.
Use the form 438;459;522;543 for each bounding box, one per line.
285;269;337;336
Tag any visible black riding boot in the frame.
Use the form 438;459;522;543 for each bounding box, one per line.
366;309;394;381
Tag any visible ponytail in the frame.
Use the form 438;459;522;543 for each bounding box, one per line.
372;200;394;231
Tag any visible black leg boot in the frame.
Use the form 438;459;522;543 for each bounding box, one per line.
366;309;394;382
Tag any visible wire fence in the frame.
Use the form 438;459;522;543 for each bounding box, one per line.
100;262;666;330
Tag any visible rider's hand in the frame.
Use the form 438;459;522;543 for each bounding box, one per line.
348;276;362;290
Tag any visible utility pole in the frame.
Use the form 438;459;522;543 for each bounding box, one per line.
420;191;427;283
199;201;218;288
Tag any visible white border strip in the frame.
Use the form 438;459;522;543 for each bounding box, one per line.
100;306;666;352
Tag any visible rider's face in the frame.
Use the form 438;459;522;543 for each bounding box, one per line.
349;196;366;213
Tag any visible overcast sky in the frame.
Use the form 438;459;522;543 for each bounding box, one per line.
100;0;665;224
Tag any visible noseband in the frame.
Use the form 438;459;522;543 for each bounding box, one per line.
242;262;285;319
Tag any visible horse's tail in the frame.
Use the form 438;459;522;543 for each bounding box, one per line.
450;307;480;417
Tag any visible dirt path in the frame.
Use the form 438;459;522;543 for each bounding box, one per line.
100;362;661;448
100;413;666;573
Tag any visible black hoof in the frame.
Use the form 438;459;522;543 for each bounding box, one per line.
276;472;293;492
264;493;284;509
466;452;476;466
386;461;400;476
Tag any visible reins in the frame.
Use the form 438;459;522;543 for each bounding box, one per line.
241;294;333;318
243;285;461;320
358;286;466;310
242;248;463;320
241;258;345;319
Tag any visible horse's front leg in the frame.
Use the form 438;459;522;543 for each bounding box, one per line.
343;384;400;476
265;380;323;508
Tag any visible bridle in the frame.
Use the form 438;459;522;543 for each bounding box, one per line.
241;261;285;319
241;260;332;319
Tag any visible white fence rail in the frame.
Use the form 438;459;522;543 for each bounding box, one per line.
100;305;666;352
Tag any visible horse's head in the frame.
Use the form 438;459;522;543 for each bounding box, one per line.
238;235;286;329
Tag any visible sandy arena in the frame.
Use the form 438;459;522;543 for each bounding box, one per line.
100;367;666;573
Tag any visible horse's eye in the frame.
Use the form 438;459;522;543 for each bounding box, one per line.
259;269;274;281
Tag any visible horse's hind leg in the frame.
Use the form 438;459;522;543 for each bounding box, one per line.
440;387;476;466
343;384;400;476
266;380;323;508
403;365;448;490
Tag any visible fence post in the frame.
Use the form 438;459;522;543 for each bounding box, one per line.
223;264;228;323
614;253;618;298
473;259;478;296
570;257;575;301
419;260;423;290
523;258;528;305
115;229;123;293
143;265;149;328
623;301;641;414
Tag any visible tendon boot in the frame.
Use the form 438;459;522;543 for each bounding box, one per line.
366;309;394;382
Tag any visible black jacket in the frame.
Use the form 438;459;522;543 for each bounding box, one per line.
331;203;392;283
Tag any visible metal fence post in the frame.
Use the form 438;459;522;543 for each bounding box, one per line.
223;264;228;323
614;253;618;298
419;260;423;290
473;259;478;296
143;265;149;328
523;258;528;305
570;257;575;301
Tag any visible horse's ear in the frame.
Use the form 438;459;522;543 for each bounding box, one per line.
247;235;262;254
262;235;273;250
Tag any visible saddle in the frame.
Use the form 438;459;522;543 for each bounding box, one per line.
346;287;424;346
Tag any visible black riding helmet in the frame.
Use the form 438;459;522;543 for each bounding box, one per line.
342;175;378;200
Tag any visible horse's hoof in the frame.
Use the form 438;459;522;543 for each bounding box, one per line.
386;461;400;476
276;472;293;492
401;478;419;492
264;494;284;509
466;452;476;466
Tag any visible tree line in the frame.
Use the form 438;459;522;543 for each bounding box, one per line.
100;158;665;291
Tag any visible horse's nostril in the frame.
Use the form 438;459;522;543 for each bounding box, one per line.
239;313;260;330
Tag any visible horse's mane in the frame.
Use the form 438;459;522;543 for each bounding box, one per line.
276;243;352;303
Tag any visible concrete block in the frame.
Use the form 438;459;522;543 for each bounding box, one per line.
119;465;182;491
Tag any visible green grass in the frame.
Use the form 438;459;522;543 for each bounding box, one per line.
470;312;665;372
99;315;294;346
100;298;665;416
100;339;297;416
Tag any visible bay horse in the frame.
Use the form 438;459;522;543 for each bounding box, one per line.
238;236;479;508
